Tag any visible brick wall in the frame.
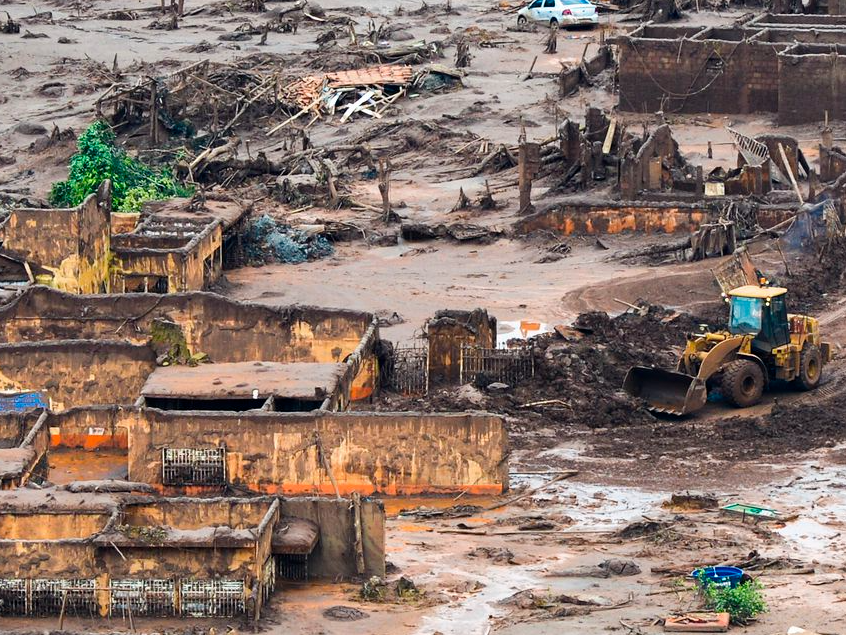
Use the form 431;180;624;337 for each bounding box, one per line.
778;49;846;125
618;37;782;114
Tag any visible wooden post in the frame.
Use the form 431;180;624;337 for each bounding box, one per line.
352;492;366;575
378;158;392;222
58;589;68;630
778;143;804;205
148;79;158;145
518;141;541;214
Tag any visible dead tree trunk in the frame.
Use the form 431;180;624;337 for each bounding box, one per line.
378;158;392;222
544;24;558;54
455;40;471;68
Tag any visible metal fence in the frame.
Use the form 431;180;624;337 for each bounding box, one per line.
0;579;27;616
110;579;175;617
459;345;535;386
261;557;276;600
31;579;97;617
162;447;226;485
0;577;249;617
386;347;429;396
180;579;245;617
277;554;309;581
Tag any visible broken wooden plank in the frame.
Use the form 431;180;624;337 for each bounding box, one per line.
340;90;375;124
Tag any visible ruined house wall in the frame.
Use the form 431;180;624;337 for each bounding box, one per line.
618;37;781;114
0;511;110;540
0;189;111;294
112;223;223;293
110;213;139;234
280;497;386;578
0;287;374;365
82;408;509;496
559;46;614;95
122;499;271;530
778;47;846;125
0;541;97;578
427;309;497;385
0;412;36;446
515;200;712;235
99;544;258;581
620;125;681;198
820;144;846;181
515;200;796;236
45;406;130;449
0;341;156;411
77;186;112;293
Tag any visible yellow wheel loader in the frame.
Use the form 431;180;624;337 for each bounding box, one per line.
623;285;831;415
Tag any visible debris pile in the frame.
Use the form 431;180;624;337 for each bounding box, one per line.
272;65;415;132
239;214;334;265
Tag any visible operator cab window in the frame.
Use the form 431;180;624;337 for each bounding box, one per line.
729;296;762;335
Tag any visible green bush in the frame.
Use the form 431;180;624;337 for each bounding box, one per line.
703;579;767;625
49;121;192;212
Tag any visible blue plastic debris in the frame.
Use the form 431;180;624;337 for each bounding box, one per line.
0;391;48;412
243;215;333;265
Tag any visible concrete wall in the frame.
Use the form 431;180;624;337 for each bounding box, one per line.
514;199;797;236
0;341;156;411
46;407;508;496
280;497;386;578
0;540;97;578
127;409;507;496
112;222;223;293
0;184;111;294
45;406;130;449
0;287;374;365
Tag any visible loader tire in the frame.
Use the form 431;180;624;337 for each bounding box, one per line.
722;359;764;408
794;344;822;391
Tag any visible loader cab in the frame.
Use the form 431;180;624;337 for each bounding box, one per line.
728;286;790;353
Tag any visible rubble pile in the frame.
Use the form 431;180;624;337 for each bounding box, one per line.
498;305;718;428
239;214;334;265
377;303;723;431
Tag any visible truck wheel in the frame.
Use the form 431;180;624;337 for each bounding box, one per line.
722;359;765;408
794;344;822;391
517;15;527;25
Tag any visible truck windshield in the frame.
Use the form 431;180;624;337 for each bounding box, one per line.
729;296;763;335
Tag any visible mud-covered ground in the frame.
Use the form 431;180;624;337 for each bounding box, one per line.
2;0;846;633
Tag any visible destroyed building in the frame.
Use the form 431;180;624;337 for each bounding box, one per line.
0;492;384;618
0;182;112;294
615;15;846;124
0;286;508;497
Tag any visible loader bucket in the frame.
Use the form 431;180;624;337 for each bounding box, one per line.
623;367;708;415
